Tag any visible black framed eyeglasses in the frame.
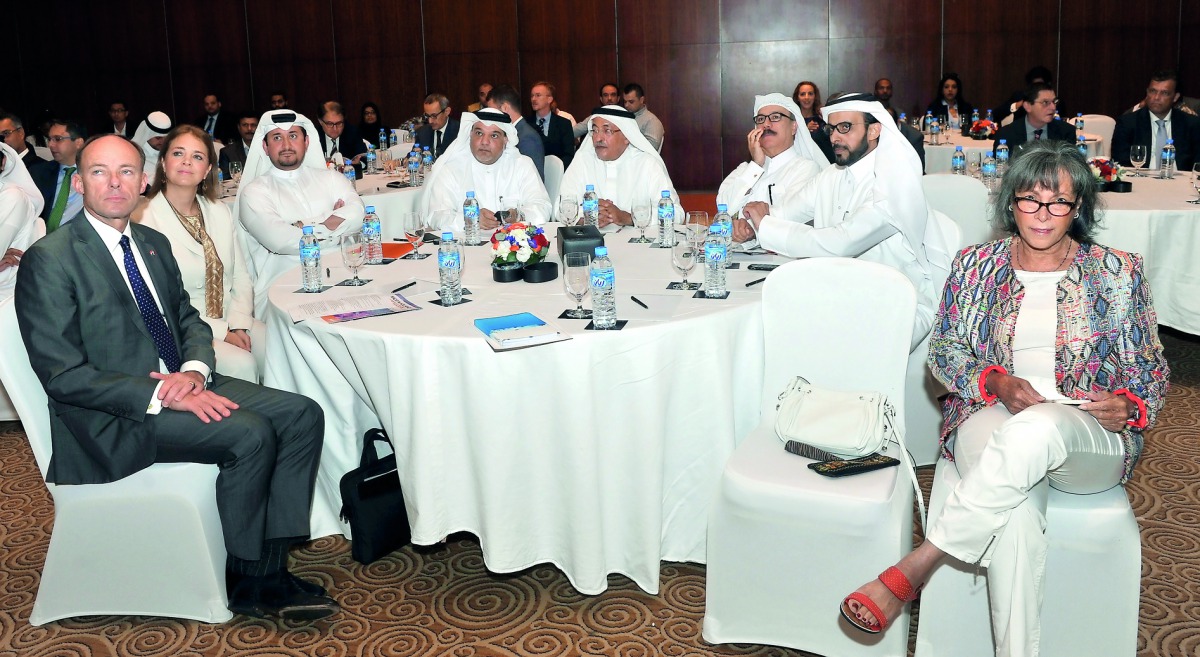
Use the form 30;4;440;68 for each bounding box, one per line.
822;121;865;136
1013;196;1077;217
423;108;448;121
752;112;794;125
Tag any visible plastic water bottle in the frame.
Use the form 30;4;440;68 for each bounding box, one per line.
656;190;675;247
899;112;907;127
704;224;727;298
407;146;421;185
437;232;463;304
986;109;994;123
363;205;383;264
923;111;934;136
1160;139;1176;179
463;191;481;245
581;184;599;226
981;151;998;193
300;226;322;292
1054;111;1062;122
971;108;980;126
929;118;941;145
589;246;616;328
389;130;398;148
343;159;356;185
421;146;433;174
1075;113;1085;135
378;129;388;153
713;203;733;267
996;139;1010;176
1077;135;1088;157
365;145;377;174
951;146;966;175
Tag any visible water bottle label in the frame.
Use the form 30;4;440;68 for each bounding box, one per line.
997;151;1009;162
717;222;732;237
658;203;674;221
705;243;726;263
982;163;997;176
464;206;480;221
582;198;599;214
438;251;461;270
300;244;320;261
590;269;614;290
362;223;376;238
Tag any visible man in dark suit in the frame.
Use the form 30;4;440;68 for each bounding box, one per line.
887;107;925;171
414;93;460;159
194;94;238;145
102;101;137;138
14;134;338;622
28;119;87;230
1111;70;1200;172
527;81;575;171
218;111;259;177
0;113;47;170
316;101;367;165
489;84;545;180
992;82;1076;157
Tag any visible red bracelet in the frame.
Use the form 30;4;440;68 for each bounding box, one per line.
1113;389;1148;430
978;365;1008;403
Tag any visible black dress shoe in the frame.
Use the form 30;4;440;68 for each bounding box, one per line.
284;571;329;598
261;571;340;622
226;572;271;619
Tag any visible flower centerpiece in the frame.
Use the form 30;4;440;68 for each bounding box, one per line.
967;119;998;140
490;222;550;281
1087;157;1129;193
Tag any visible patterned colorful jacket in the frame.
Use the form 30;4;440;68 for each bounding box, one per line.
928;238;1170;482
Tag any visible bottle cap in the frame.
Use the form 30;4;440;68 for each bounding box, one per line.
717;204;728;212
660;190;671;198
1077;113;1083;117
302;226;314;234
366;205;376;213
999;139;1007;144
344;159;352;165
986;151;994;157
466;191;475;198
1166;139;1174;145
955;146;963;151
594;246;608;257
442;232;453;241
586;184;595;191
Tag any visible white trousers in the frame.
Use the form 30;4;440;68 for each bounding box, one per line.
925;403;1125;657
212;319;267;383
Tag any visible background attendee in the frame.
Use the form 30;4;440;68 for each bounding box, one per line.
621;83;665;151
104;101;135;138
135;125;262;382
574;82;623;139
131;111;174;184
467;83;493;113
0;113;46;170
268;91;289;110
888;107;926;171
316;101;367;164
528;81;575;170
28;119;86;230
1112;70;1200;171
794;81;834;162
840;141;1169;656
996;65;1056;123
414;93;459;159
926;73;975;131
0;143;44;297
359;102;390;143
194;93;237;144
992;83;1074;156
874;78;894;109
219;111;259;177
488;84;545;180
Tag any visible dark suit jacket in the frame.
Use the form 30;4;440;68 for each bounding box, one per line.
1110;107;1200;171
514;117;545;181
805;116;835;164
992;118;1076;157
925;100;977;127
218;140;252;177
28;159;64;220
193;112;238;145
526;112;575;171
318;125;368;162
898;122;926;171
14;214;215;484
414;118;461;159
19;147;47;171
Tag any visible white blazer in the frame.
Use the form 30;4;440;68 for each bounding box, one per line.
137;194;254;338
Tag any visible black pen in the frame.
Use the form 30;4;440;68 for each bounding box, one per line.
325;267;331;278
745;277;766;287
768;184;775;205
392;281;416;293
631;295;649;309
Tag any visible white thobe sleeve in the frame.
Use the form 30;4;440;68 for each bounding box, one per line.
421;166;468;230
716;161;763;211
513;159;552;225
225;227;255;332
757;186;899;259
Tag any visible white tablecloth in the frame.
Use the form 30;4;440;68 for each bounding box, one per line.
264;229;778;593
222;174;423;240
925;131;1103;174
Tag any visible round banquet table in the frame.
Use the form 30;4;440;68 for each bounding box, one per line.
263;226;781;594
924;130;1103;174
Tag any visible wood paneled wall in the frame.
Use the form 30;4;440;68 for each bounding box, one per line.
5;0;1195;190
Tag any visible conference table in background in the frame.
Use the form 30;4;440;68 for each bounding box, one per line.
924;131;1103;174
264;229;780;594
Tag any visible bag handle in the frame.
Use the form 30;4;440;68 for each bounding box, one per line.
882;403;926;530
360;428;391;467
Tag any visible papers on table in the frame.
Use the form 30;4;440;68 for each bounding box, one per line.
289;293;421;323
474;312;570;351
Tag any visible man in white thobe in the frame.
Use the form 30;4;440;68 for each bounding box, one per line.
558;105;682;231
419;109;550;231
716;93;827;220
236;110;363;317
0;142;45;297
131;111;173;184
739;93;953;345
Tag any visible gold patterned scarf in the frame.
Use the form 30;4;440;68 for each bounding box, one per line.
168;200;224;318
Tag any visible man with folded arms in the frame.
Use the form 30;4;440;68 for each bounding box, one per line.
420;109;550;231
991;82;1075;156
716;93;826;222
14;134;337;622
236;110;363;317
558;105;682;231
737;93;953;346
1112;70;1200;171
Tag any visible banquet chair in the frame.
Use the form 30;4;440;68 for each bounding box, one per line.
903;211;961;466
703;258;918;656
921;174;994;248
914;458;1139;657
0;297;232;625
1078;114;1116;158
544;155;564;207
0;218;45;421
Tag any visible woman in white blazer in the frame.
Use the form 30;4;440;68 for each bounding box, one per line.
134;125;265;382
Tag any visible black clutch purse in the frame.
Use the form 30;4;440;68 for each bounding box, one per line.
339;428;411;564
556;225;604;262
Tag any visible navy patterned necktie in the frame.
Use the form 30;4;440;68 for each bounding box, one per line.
119;235;181;372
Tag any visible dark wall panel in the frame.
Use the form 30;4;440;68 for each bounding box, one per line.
245;0;338;122
518;0;617;119
333;0;426;130
720;0;828;43
166;0;253;123
829;0;941;118
619;0;720;48
424;0;518;111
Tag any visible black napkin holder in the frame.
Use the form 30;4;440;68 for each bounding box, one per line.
523;261;558;283
556;225;605;262
1105;180;1132;193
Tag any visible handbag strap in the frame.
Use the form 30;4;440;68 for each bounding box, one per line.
882;403;926;530
360;428;391;468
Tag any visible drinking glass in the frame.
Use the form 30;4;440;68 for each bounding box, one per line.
968;152;982;179
339;232;367;285
670;238;699;290
559;195;579;224
378;149;392;174
228;160;243;185
402;212;431;259
631;204;653;243
563;252;593;319
1190;163;1200;204
1130;145;1147;177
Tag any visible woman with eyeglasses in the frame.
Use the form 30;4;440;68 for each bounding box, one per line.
133;125;264;383
839;140;1169;656
925;72;975;131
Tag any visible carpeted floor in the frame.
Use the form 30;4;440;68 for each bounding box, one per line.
1;329;1196;657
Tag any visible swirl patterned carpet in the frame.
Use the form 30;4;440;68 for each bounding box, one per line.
0;329;1196;657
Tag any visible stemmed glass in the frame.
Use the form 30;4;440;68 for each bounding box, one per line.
378;149;392;174
630;204;653;243
402;211;432;259
685;211;709;261
968;152;982;179
559;195;579;224
1130;145;1148;177
562;252;593;318
1189;163;1200;204
228;160;243;185
669;238;699;290
339;232;368;285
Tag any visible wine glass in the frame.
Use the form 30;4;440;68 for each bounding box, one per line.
559;195;579;224
670;238;699;290
968;152;982;179
228;160;243;185
1130;145;1147;177
562;252;593;318
402;212;431;259
631;204;653;243
339;232;367;285
1189;163;1200;204
378;149;392;175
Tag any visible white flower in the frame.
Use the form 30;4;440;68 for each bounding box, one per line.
511;229;529;241
515;247;532;263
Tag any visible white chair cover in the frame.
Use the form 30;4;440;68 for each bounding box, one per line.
921;174;995;249
0;297;232;625
544;155;564;207
915;459;1140;657
1078;114;1116;158
703;258;918;656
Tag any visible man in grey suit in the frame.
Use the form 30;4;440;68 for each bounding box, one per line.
14;134;338;623
488;84;545;181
